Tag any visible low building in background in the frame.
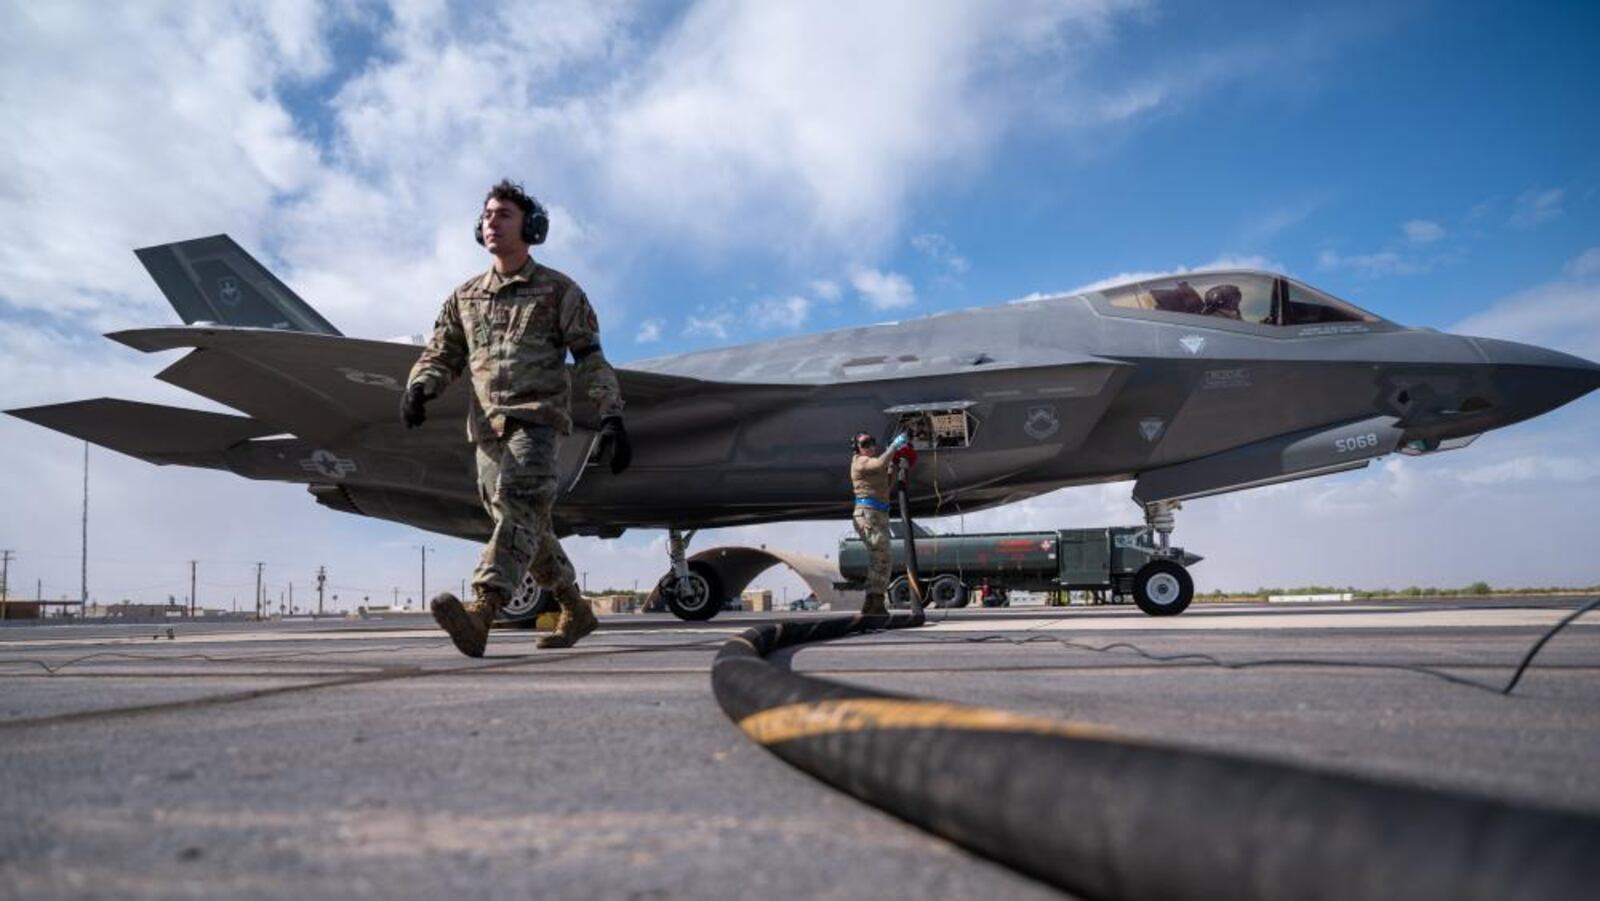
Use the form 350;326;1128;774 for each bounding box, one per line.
589;593;643;614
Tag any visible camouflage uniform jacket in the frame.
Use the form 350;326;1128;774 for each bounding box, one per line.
407;258;623;439
850;450;897;503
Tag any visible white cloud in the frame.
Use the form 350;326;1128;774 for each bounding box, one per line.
1040;7;1381;132
750;295;810;330
1452;247;1600;361
810;279;841;302
598;1;1144;254
849;265;916;310
1402;219;1445;244
684;312;733;340
1564;247;1600;280
1235;197;1324;246
1317;248;1424;278
910;232;970;276
1509;187;1564;228
0;2;334;331
1455;456;1600;486
635;318;663;343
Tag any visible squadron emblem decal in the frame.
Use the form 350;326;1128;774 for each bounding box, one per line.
1138;417;1166;442
299;450;357;479
1023;404;1061;440
217;276;242;307
337;368;402;391
1179;334;1206;355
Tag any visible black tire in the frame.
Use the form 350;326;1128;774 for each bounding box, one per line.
885;577;913;609
660;561;725;621
930;575;967;609
1132;559;1193;616
981;587;1009;608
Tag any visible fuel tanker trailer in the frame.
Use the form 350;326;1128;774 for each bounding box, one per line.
838;526;1203;616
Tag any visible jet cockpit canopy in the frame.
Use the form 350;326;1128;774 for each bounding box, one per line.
1101;271;1384;327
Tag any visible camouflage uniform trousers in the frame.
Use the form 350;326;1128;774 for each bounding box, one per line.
472;421;577;601
852;507;892;596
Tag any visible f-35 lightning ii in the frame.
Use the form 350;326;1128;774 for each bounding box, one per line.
10;236;1599;618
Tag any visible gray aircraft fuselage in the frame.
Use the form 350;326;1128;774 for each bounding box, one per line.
10;239;1600;545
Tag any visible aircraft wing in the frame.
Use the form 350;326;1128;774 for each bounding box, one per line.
6;398;278;468
107;326;716;441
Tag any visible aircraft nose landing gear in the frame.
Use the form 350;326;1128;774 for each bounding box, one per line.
1132;500;1195;616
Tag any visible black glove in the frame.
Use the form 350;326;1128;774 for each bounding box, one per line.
400;383;429;429
596;414;632;475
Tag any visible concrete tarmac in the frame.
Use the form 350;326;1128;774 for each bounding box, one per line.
1;596;1596;899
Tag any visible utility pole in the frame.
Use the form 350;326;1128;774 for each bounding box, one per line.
255;562;264;619
288;582;294;615
189;560;197;617
417;546;432;608
392;586;399;606
316;566;326;617
582;570;588;594
81;442;89;611
1;549;12;620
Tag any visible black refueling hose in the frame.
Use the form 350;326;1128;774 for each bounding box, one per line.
895;457;925;613
710;462;1600;898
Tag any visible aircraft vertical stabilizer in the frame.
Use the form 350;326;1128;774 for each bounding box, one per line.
134;235;343;336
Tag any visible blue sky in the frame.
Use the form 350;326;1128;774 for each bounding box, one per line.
2;0;1597;606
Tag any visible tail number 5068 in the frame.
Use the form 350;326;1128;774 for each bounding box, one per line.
1335;432;1380;454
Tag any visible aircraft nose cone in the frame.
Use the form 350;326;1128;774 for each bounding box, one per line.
1470;336;1600;421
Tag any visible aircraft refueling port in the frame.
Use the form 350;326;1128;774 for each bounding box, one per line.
885;400;977;449
713;479;1600;898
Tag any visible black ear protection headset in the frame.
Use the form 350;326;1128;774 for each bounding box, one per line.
475;194;549;247
851;432;877;452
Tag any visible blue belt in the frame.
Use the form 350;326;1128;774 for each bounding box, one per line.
854;497;891;512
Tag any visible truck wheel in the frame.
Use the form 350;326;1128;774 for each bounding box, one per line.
930;575;968;609
1132;560;1193;616
659;561;725;621
886;577;912;609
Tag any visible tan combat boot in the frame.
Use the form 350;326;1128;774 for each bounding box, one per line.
536;583;598;649
861;592;888;616
430;587;504;658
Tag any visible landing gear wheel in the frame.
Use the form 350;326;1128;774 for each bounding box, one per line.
659;561;725;621
1133;559;1193;616
886;577;913;610
496;575;557;629
930;575;968;609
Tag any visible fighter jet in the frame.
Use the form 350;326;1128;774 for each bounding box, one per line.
10;236;1600;618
